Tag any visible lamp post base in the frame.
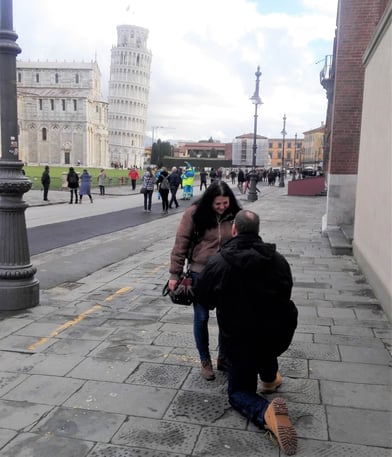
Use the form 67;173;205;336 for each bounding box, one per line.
0;160;40;311
279;176;285;187
0;278;39;311
247;171;258;202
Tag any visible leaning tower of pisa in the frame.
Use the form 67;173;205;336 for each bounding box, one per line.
108;24;152;168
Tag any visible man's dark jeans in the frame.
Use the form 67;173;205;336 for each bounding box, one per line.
227;349;278;428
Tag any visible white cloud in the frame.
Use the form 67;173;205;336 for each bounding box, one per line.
13;0;338;142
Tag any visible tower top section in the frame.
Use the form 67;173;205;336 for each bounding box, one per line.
116;25;149;50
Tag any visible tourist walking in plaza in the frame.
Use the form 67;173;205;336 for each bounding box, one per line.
41;165;50;201
168;167;181;209
237;168;245;193
97;169;106;196
195;209;298;455
79;169;93;204
157;167;170;214
140;167;155;212
128;167;139;191
168;181;242;380
199;169;208;191
67;167;79;204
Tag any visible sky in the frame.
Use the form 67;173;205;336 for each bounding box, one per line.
13;0;338;144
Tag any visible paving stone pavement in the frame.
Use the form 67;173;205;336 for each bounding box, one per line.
0;183;391;456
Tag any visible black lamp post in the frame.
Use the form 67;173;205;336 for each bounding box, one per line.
292;132;297;180
0;0;39;310
278;114;287;188
248;66;262;202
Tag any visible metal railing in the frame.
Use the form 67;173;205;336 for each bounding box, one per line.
320;55;334;84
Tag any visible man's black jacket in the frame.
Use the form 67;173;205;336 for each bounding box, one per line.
195;234;298;357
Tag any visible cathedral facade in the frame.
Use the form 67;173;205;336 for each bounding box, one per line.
16;60;108;167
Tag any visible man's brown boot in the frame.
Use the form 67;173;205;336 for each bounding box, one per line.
200;360;215;381
260;372;282;394
264;397;297;455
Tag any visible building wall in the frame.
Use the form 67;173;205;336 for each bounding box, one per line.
108;25;152;169
353;2;392;320
324;0;386;228
16;61;108;167
302;126;324;168
233;134;269;168
268;137;304;169
176;142;231;160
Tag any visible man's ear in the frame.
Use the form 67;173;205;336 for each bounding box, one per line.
232;223;237;237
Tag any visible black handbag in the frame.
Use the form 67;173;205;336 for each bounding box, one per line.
162;270;194;306
140;187;147;194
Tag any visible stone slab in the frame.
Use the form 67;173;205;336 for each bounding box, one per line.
0;335;54;353
310;360;391;384
0;399;52;430
164;390;246;429
88;443;185;457
339;344;391;364
32;406;125;442
0;432;93;457
13;322;68;338
90;341;172;362
285;341;340;361
112;416;201;454
125;362;191;388
0;318;34;339
193;426;277;456
44;338;102;356
3;374;84;405
294;438;392;457
320;380;391;411
327;406;392;447
315;334;384;348
55;324;116;340
0;352;34;373
0;428;16;449
0;372;29;397
29;354;84;376
64;380;176;417
67;357;139;382
270;377;320;404
289;402;328;440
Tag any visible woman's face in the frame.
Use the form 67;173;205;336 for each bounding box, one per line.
212;196;230;215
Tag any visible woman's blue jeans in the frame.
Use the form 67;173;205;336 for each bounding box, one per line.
193;301;211;361
191;272;224;362
143;190;153;210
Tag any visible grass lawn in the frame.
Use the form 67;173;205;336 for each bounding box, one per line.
23;165;139;190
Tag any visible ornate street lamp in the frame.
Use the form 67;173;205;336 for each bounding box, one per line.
279;114;287;188
0;0;39;310
248;66;262;202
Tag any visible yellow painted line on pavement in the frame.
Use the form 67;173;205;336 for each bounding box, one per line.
26;287;131;351
104;287;131;301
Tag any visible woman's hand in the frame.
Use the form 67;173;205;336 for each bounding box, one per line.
168;279;178;291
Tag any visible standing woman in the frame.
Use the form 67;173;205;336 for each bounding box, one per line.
97;169;106;196
79;169;93;204
168;181;242;380
67;167;79;204
157;167;170;214
41;165;50;201
141;166;155;212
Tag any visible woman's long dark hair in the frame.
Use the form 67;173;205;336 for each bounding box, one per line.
192;181;242;235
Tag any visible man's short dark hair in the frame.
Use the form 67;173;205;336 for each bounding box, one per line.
234;210;260;235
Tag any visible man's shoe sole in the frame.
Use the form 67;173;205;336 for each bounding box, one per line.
264;397;297;455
